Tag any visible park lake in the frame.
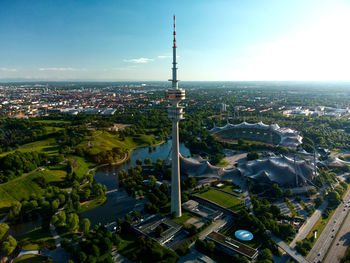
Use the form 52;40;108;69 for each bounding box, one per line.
82;139;190;225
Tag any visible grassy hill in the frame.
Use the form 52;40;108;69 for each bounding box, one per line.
0;169;66;216
79;130;159;155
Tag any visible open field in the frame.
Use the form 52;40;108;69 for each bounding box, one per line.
195;189;243;212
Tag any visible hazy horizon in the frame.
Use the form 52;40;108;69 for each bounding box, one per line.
1;0;350;81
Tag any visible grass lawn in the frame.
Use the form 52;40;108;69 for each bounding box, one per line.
195;189;243;212
0;138;59;158
172;211;200;225
216;159;229;167
0;168;66;210
19;226;56;250
220;185;244;197
306;209;336;248
69;155;95;179
79;195;107;213
118;234;140;259
35;120;71;125
13;255;48;263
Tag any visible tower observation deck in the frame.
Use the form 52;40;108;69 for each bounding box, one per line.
166;15;185;217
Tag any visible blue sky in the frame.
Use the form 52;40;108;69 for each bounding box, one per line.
1;0;350;81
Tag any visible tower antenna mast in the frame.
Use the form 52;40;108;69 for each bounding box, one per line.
166;15;185;217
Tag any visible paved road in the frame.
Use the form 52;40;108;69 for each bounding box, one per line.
290;201;328;248
307;188;350;263
323;209;350;263
271;234;310;263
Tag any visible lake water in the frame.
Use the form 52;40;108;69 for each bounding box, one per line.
82;140;190;225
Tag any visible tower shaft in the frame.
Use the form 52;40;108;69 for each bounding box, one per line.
166;15;185;218
171;121;181;216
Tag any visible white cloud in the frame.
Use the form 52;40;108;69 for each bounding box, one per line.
0;67;17;72
123;57;154;64
39;67;77;71
157;55;171;59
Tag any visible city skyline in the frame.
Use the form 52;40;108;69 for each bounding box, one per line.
1;0;350;81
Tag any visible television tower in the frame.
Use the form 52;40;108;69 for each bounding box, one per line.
166;15;185;217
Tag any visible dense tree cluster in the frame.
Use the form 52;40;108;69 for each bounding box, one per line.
0;223;17;256
247;151;260;161
144;182;169;214
296;239;312;256
0;118;55;151
133;235;179;263
252;197;295;242
53;211;80;232
62;225;115;263
8;186;68;222
0;151;48;183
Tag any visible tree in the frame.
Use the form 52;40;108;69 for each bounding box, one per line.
314;196;324;207
278;224;295;241
83;189;91;201
51;199;60;212
77;251;87;263
328;191;341;207
125;213;132;224
8;202;21;220
116;217;123;229
270;205;281;217
100;237;112;254
57;208;68;223
1;235;17;256
80;218;91;235
247;151;260;161
67;213;79;231
259;248;273;261
187;177;196;188
131;210;140;220
91;244;100;257
0;223;9;240
271;184;283;199
284;189;293;198
308;188;317;196
148;175;157;188
136;159;143;165
112;233;122;246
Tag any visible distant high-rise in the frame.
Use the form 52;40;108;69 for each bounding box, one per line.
166;16;185;218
